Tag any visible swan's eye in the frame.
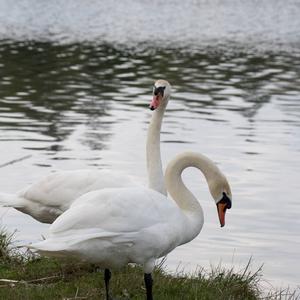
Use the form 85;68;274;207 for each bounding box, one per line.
220;192;232;210
153;86;166;97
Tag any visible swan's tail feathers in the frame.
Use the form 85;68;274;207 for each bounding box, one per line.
25;231;123;258
26;240;70;258
0;193;25;208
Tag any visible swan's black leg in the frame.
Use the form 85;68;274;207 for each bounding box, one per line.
144;273;153;300
104;268;112;300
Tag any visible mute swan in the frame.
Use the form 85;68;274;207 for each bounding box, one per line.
0;80;171;223
28;152;232;300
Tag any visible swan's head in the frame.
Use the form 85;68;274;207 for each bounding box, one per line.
149;79;171;110
214;181;232;228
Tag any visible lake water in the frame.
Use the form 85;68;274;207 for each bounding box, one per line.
0;0;299;292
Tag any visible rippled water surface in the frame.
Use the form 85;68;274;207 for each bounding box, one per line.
0;0;300;291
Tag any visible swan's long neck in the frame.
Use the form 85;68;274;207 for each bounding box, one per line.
165;152;226;242
146;99;168;196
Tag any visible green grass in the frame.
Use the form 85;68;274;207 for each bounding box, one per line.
0;229;298;300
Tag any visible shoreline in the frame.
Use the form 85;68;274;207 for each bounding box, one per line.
0;229;299;300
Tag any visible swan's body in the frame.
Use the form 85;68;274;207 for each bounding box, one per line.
30;187;189;268
0;170;137;223
29;152;232;299
0;80;171;223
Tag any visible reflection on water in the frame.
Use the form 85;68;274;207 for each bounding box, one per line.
0;0;300;291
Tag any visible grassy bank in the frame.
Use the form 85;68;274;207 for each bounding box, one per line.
0;229;298;300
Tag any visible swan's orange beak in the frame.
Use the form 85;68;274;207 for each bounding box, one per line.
216;192;231;227
149;94;162;110
150;85;165;110
217;202;227;227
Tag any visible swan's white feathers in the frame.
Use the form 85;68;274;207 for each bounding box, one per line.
21;170;137;209
0;193;24;208
30;187;186;266
51;187;181;236
1;170;138;223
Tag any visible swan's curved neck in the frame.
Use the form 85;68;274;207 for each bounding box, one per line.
146;99;168;196
165;152;223;211
165;152;224;242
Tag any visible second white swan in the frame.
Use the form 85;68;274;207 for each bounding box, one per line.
29;151;232;300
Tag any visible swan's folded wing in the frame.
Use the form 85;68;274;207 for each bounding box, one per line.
29;187;185;262
49;187;178;237
20;169;139;209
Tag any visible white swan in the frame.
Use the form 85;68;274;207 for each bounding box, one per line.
0;80;171;223
28;151;232;300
